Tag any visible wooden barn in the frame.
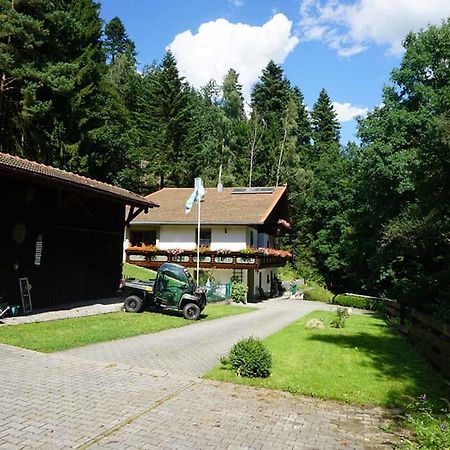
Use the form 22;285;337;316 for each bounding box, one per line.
0;153;158;310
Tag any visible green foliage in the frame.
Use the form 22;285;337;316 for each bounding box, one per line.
333;294;379;311
222;68;244;120
349;20;450;317
330;307;349;328
2;1;448;321
250;60;295;186
104;16;136;63
277;264;298;282
231;281;248;303
228;337;272;378
303;285;333;303
207;311;449;408
311;88;340;147
402;396;450;450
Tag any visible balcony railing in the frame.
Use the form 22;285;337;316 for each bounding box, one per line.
125;246;292;270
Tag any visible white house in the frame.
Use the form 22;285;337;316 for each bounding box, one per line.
124;186;292;300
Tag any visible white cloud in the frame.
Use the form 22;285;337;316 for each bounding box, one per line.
168;14;299;101
332;102;368;122
299;0;450;57
228;0;244;6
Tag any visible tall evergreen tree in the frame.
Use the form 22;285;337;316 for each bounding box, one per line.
0;0;78;165
104;16;136;63
251;61;291;121
311;88;340;149
293;89;351;289
292;87;312;162
250;61;292;185
222;68;244;121
144;51;194;187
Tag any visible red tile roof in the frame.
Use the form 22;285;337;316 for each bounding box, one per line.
132;186;287;225
0;152;158;209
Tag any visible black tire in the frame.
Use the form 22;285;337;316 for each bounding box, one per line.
182;302;201;320
124;295;144;313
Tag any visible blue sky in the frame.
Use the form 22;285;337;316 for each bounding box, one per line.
99;0;450;144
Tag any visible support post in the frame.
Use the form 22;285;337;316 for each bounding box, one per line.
196;198;201;286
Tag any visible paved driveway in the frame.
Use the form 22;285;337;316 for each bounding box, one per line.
0;299;400;449
59;298;335;377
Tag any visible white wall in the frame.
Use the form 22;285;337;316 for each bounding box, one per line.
210;226;247;251
157;225;248;251
123;227;130;261
159;225;196;250
253;268;278;296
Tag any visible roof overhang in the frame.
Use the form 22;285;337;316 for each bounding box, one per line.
0;152;158;210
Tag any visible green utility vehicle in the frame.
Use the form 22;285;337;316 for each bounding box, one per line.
119;263;207;320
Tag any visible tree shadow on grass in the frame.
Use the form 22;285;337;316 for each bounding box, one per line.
307;331;450;408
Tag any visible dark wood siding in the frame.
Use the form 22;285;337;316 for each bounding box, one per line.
0;176;124;308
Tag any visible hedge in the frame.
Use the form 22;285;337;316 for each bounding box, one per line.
332;294;382;311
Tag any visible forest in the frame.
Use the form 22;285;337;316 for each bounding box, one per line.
1;0;449;319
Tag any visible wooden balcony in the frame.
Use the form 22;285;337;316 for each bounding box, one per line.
125;247;292;271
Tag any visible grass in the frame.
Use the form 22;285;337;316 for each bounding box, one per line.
122;262;157;280
0;304;256;353
206;311;449;408
277;264;299;282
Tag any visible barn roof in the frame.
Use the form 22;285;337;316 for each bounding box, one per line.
0;152;158;209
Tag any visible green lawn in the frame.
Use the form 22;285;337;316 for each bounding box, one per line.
206;311;449;408
0;304;255;353
122;262;157;280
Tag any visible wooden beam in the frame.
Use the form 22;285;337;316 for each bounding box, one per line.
125;206;147;225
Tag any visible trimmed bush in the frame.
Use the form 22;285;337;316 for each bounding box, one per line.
231;281;248;303
333;294;380;311
229;337;272;378
303;285;333;303
330;307;350;328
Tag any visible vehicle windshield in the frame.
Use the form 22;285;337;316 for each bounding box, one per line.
160;264;194;290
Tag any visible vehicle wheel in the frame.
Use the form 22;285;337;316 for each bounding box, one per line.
182;303;201;320
124;295;144;313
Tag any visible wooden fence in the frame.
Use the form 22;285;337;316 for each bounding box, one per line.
385;300;450;377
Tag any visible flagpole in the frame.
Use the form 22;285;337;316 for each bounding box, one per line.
196;197;201;286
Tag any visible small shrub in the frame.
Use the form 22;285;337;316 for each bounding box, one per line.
229;337;272;378
333;294;380;311
231;281;248;303
330;307;350;328
303;285;333;303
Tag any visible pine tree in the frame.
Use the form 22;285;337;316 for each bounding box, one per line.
104;16;136;63
311;88;340;149
0;0;78;164
222;68;244;121
292;87;312;158
144;51;193;187
250;61;292;185
251;61;291;121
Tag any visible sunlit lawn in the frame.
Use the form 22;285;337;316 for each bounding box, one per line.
122;262;156;280
0;304;255;353
205;311;449;408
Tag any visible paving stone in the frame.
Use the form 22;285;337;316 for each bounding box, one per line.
0;299;402;449
59;299;336;377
